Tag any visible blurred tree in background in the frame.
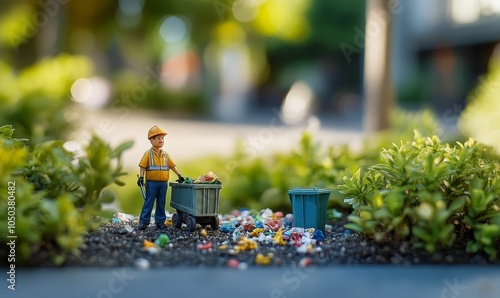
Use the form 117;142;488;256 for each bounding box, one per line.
0;0;365;128
459;52;500;152
0;54;92;145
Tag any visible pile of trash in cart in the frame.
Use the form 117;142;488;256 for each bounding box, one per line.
184;170;222;184
112;207;340;269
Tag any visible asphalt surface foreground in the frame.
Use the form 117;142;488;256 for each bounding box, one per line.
2;266;499;298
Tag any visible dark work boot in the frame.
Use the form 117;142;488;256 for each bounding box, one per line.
138;223;148;230
156;223;166;231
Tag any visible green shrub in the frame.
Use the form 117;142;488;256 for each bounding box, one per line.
339;132;500;257
0;125;133;265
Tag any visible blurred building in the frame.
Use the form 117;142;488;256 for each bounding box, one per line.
393;0;500;113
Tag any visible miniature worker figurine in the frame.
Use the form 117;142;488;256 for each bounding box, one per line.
137;125;184;231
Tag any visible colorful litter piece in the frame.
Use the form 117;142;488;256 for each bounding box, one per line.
273;228;286;246
143;240;157;248
143;239;160;254
197;242;213;251
249;228;263;237
255;253;273;265
234;237;258;252
313;229;325;241
154;234;170;247
227;258;240;269
291;232;303;247
299;257;312;267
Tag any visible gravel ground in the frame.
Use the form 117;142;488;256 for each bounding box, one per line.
36;219;497;269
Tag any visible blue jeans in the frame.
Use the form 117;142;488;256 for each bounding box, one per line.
139;181;168;225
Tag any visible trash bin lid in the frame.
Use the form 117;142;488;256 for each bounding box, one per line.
288;187;331;195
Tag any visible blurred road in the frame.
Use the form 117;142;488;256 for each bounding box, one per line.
3;266;499;298
68;107;364;168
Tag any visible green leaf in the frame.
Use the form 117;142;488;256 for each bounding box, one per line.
412;226;431;242
0;125;14;138
448;196;466;213
467;241;480;253
98;189;116;204
484;247;497;258
425;242;436;252
373;208;391;219
347;214;364;226
110;140;134;158
440;224;455;240
344;223;364;233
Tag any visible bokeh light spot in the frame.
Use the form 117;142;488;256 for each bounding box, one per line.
71;77;112;108
280;81;314;125
71;78;92;103
160;16;188;44
233;0;259;23
119;0;144;16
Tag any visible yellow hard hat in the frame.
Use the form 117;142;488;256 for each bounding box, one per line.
148;125;167;139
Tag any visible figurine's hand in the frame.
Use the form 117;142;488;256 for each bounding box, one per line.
137;176;144;186
176;175;185;183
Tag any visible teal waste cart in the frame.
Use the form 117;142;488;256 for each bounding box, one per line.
170;182;221;231
288;187;331;232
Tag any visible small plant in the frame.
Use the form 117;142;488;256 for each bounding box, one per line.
339;131;500;257
0;125;133;265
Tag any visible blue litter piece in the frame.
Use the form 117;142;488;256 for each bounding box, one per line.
112;218;120;223
220;223;234;233
344;229;351;235
255;221;264;228
313;229;325;241
283;229;292;237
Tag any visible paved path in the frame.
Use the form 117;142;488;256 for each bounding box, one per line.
3;266;499;298
68;107;364;168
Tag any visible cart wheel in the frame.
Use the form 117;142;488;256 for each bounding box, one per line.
210;216;219;231
186;215;196;231
172;212;182;228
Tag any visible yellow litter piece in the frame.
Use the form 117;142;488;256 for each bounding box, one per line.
255;253;272;265
234;237;258;252
200;229;208;236
143;240;157;248
165;219;172;226
249;228;263;237
273;228;286;246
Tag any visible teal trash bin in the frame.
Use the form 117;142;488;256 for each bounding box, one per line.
288;187;331;232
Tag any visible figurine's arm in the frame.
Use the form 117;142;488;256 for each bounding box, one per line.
171;166;184;182
171;166;182;177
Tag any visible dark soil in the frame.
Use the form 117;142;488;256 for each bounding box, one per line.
42;220;499;268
